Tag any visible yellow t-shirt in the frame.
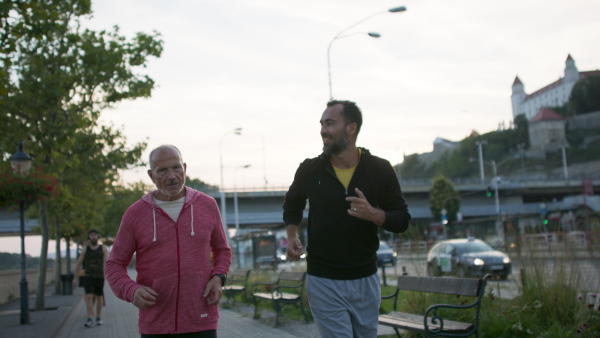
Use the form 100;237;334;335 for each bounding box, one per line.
333;149;362;189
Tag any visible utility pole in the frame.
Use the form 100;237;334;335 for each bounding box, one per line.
475;140;487;184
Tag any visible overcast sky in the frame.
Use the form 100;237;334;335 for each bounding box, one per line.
85;0;600;190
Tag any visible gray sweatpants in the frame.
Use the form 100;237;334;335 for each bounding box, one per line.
306;273;380;338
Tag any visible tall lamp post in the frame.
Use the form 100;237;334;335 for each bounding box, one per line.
233;164;251;269
327;6;407;100
10;141;32;325
233;164;251;232
219;128;242;228
475;140;487;184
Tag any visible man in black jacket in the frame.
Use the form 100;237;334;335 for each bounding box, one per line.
283;100;411;337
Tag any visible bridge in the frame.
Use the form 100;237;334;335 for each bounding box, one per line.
209;175;600;230
1;176;598;236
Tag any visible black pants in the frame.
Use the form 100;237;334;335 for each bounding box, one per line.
141;330;216;338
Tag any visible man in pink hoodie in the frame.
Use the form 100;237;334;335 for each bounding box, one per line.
105;145;232;337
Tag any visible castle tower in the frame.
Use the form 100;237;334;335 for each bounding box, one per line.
563;54;580;83
511;76;526;118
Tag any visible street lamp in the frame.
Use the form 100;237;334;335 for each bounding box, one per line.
327;6;407;99
233;164;251;232
9;141;32;325
233;164;251;269
475;140;487;184
219;128;242;227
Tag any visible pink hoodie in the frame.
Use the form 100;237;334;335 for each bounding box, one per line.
105;187;232;334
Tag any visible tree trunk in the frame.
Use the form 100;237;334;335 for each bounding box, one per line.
35;199;49;311
54;216;61;295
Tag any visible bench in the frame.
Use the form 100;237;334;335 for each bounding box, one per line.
222;269;252;305
379;274;492;337
251;271;309;326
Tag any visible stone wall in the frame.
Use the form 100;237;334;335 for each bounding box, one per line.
567;111;600;130
0;269;55;305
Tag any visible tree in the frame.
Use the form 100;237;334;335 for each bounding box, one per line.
0;0;162;309
398;154;428;180
101;181;153;239
568;76;600;116
429;175;460;224
186;176;218;192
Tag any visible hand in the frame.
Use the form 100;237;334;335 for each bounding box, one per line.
133;286;158;309
286;237;304;260
203;276;223;306
346;187;385;226
72;278;78;288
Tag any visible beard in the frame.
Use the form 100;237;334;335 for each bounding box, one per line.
89;238;98;245
322;130;349;155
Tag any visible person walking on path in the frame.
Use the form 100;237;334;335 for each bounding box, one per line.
73;228;109;327
283;100;411;337
105;145;232;337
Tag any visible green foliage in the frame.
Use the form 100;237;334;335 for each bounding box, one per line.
100;181;153;239
398;154;429;179
0;0;163;239
186;176;218;192
568;76;600;116
428;175;460;223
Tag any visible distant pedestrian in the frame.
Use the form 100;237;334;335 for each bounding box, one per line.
73;229;109;327
283;100;411;337
105;145;232;337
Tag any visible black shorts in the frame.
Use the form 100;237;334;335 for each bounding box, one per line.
83;277;104;296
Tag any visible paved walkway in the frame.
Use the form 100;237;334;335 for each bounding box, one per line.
0;268;396;338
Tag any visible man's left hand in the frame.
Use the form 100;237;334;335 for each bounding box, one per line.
346;187;385;226
203;275;223;306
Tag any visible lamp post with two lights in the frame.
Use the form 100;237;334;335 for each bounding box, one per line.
327;6;407;100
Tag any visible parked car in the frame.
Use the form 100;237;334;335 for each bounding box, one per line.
377;241;397;267
426;238;511;279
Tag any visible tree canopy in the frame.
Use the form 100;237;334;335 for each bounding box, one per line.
0;0;163;309
428;175;460;224
568;75;600;116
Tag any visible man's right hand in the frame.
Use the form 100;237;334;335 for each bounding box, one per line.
286;237;304;260
133;286;158;309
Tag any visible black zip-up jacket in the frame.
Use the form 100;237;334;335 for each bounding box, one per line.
283;148;411;280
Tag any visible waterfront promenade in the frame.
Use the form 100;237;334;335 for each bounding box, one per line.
0;268;398;338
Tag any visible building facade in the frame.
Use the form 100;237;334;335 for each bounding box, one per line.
511;54;600;119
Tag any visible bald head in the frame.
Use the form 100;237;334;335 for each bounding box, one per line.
149;145;183;170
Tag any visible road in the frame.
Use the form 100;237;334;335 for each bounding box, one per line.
386;254;600;300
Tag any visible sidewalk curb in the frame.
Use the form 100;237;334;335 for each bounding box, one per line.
48;290;84;338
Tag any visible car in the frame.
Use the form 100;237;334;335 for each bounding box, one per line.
426;238;511;279
377;241;397;267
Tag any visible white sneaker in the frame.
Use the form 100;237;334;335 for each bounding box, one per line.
84;318;94;327
96;317;103;326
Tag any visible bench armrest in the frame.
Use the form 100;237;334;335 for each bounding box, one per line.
380;289;400;311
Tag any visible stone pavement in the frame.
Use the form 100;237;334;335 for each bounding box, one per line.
0;268;397;338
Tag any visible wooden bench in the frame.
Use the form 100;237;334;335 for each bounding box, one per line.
251;271;309;326
222;269;252;305
379;274;492;337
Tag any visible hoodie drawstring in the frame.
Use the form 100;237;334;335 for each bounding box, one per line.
190;204;195;236
152;209;157;242
152;203;195;241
